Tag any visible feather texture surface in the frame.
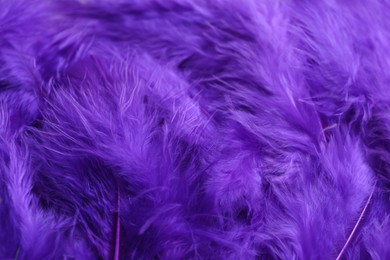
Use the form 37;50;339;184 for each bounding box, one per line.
0;0;390;259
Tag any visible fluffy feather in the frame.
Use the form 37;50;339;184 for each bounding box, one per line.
0;0;390;259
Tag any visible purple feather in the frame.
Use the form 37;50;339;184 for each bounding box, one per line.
1;0;390;259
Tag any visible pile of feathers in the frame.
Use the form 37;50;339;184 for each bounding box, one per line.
1;0;390;259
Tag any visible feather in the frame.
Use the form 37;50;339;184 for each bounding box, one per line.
336;181;376;260
1;0;390;258
114;188;120;260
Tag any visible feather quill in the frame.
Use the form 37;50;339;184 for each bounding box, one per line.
336;181;377;260
114;189;120;260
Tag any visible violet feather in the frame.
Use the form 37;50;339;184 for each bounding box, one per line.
1;0;390;259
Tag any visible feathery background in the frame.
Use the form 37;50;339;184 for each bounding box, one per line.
1;0;390;259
